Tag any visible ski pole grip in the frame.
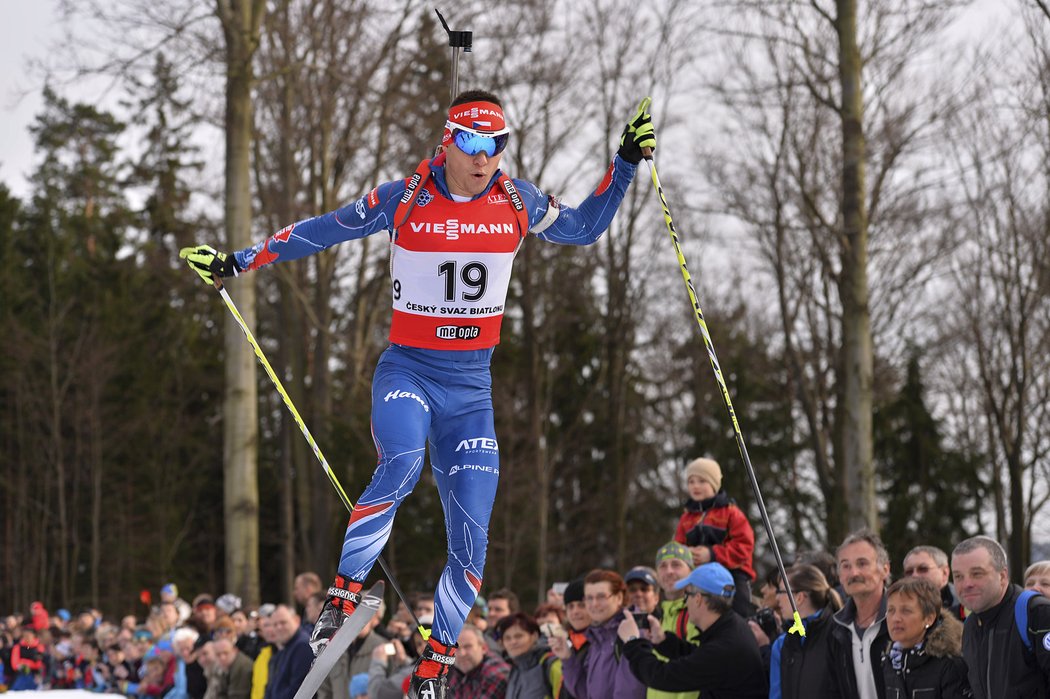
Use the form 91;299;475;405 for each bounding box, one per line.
642;147;653;160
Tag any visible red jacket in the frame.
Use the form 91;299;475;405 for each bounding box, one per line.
12;637;46;672
674;491;756;580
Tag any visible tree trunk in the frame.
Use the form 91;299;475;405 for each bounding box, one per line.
274;28;303;601
835;0;876;533
521;241;550;600
217;0;267;607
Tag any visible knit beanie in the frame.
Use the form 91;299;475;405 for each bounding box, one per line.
655;541;694;570
562;578;586;606
684;457;722;492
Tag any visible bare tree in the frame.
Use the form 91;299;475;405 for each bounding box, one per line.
703;0;964;543
216;0;269;606
250;0;427;583
939;7;1050;574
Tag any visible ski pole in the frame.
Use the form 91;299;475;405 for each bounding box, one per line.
435;8;472;102
211;279;431;640
641;147;806;638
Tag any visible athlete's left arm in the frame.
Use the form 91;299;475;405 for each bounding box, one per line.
514;155;638;246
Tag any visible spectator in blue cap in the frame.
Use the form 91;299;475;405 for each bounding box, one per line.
349;672;368;699
616;563;767;699
624;566;661;617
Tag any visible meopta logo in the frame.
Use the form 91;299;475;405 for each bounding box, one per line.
502;180;524;211
411;220;515;240
455;437;499;453
383;389;430;412
400;173;422;204
436;325;481;341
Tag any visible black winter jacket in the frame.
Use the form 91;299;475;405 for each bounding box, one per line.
622;610;766;699
880;611;971;699
778;603;837;699
962;584;1050;699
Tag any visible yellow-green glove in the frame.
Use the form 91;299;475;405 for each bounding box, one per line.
617;96;656;164
179;245;240;285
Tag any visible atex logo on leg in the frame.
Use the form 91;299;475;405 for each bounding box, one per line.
455;437;498;453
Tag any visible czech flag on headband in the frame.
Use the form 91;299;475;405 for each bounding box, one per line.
441;101;507;146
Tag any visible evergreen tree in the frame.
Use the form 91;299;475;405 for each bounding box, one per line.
127;52;206;257
0;87;225;614
875;353;982;568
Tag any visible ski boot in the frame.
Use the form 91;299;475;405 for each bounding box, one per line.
308;574;362;656
407;637;456;699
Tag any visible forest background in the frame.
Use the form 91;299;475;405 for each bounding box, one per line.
2;0;1048;616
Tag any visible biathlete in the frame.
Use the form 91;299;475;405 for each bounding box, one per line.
180;89;656;699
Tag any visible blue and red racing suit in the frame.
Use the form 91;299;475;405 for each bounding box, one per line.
234;152;638;646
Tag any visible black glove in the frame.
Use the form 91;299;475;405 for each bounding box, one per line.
617;96;657;164
179;245;240;285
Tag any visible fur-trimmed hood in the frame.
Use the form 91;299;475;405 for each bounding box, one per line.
923;610;964;658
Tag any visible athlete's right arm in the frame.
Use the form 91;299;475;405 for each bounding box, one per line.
178;180;405;284
235;180;405;272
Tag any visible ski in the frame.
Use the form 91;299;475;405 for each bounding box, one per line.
293;581;385;699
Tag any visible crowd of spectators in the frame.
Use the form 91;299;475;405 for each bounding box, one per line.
3;457;1050;699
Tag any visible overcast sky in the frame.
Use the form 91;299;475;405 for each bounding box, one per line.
1;1;57;198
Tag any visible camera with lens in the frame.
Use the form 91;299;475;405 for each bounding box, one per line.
750;606;780;642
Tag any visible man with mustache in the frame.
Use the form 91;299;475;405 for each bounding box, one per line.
827;529;892;699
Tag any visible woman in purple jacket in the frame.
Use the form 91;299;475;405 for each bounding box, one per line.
550;570;646;699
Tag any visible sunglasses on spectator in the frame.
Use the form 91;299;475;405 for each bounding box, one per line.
903;564;936;576
447;123;510;157
682;587;702;600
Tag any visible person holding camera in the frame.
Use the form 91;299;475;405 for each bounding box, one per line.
673;458;756;617
495;613;562;699
550;569;646;699
617;563;767;699
746;603;780;676
648;542;702;699
367;621;430;699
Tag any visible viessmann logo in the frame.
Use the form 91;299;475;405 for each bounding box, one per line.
411;219;516;240
451;107;502;121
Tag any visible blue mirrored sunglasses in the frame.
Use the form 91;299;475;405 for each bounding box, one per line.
453;128;509;157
